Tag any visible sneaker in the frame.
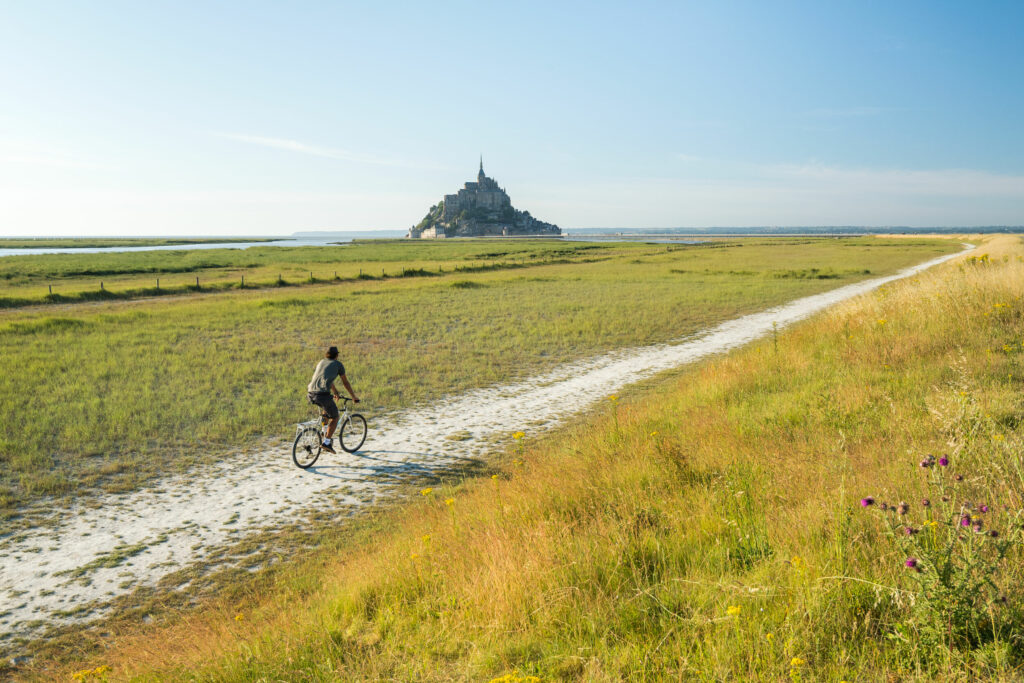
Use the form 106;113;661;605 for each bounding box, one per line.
321;439;336;454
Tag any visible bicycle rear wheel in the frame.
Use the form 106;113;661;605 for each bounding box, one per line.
339;414;367;452
292;426;323;468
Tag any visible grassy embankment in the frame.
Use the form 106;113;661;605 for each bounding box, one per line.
44;235;1023;681
0;238;955;512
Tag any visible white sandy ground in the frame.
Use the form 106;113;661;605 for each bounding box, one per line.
0;247;970;647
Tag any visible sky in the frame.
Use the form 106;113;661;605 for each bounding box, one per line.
1;1;1023;236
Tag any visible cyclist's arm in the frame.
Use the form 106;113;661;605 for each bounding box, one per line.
339;374;359;403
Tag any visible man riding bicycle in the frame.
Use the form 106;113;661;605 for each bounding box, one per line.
307;346;359;453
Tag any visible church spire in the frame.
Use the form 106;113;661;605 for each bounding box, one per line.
477;155;485;182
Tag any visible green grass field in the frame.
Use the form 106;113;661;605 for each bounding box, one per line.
37;235;1022;682
0;237;955;513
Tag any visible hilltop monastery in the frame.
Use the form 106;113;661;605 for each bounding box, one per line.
407;160;561;239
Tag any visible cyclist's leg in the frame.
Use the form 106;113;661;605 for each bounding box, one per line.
316;394;340;440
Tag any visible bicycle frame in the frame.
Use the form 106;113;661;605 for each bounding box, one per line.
295;399;351;437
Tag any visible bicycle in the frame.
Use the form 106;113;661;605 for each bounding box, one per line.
292;397;368;469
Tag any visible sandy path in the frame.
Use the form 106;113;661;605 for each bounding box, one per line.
0;247;968;645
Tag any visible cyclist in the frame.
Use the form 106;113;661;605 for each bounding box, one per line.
307;345;359;453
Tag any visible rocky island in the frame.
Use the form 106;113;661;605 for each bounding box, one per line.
408;160;561;239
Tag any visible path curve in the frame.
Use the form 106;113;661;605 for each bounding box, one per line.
0;247;969;645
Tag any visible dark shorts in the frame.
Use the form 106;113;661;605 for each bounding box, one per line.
307;391;339;420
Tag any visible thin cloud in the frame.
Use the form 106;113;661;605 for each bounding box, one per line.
766;162;1024;197
214;132;443;170
806;106;887;118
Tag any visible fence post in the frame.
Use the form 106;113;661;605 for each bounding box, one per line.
241;275;244;287
156;278;159;290
195;276;199;288
100;281;104;291
48;284;52;295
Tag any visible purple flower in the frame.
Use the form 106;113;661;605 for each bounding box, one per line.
980;504;989;513
860;497;875;507
905;557;918;568
973;521;984;533
897;502;909;515
904;526;919;535
921;499;931;507
960;514;972;527
880;502;889;511
989;530;999;538
939;456;949;467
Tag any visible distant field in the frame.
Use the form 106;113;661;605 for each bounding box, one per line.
0;237;957;510
0;239;618;307
0;237;275;249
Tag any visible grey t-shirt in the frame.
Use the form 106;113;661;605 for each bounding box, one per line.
307;358;345;394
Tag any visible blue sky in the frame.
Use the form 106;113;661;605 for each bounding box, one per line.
1;1;1022;235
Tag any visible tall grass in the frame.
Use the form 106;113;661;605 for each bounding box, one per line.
0;238;955;509
34;236;1022;680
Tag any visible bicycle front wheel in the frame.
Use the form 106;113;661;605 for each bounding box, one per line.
339;414;367;452
292;426;323;468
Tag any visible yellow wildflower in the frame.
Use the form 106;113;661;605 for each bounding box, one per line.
234;614;243;622
410;552;419;560
422;534;431;543
766;633;774;640
421;487;433;496
726;605;741;616
512;431;525;440
650;431;658;436
790;657;805;667
445;497;454;506
491;474;499;480
608;394;619;402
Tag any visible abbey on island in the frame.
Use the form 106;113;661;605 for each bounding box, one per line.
407;159;561;239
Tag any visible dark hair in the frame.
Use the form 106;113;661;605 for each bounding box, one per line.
326;346;339;359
